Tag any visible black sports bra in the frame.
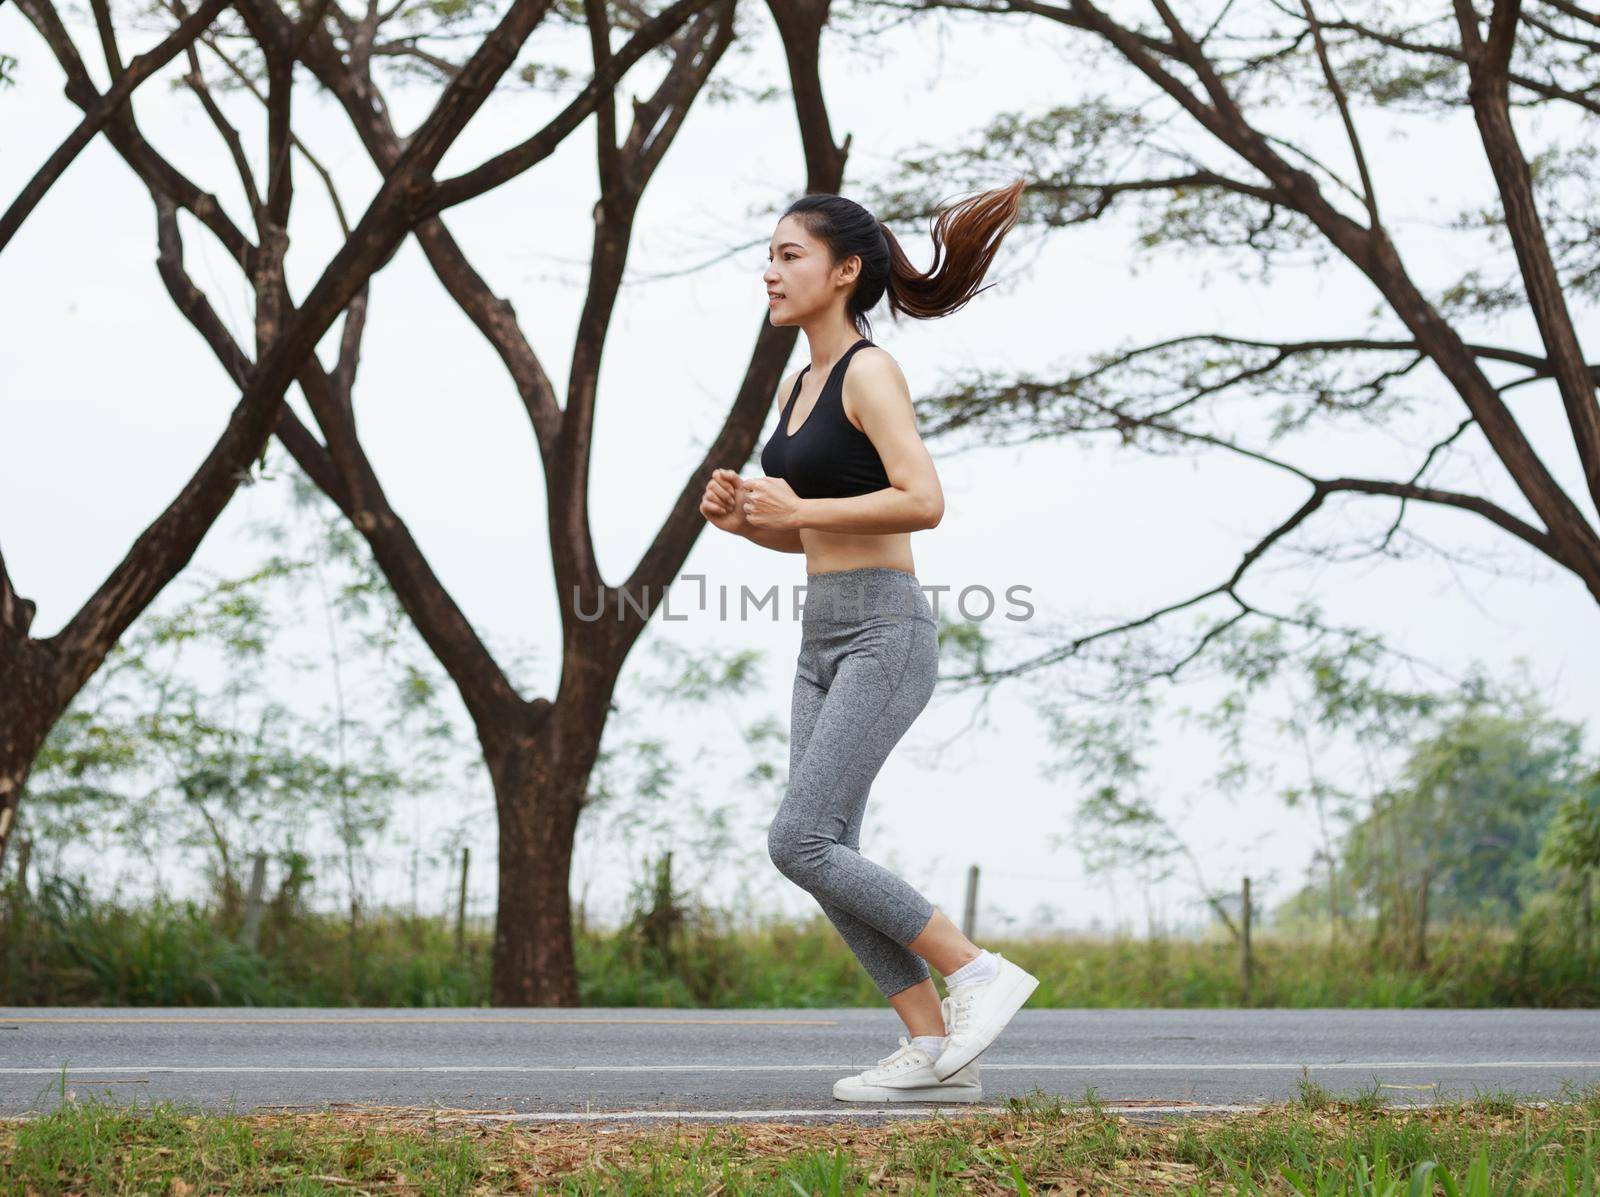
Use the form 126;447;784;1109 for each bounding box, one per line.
759;338;892;499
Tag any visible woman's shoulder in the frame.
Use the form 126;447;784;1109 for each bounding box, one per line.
844;343;907;391
840;343;911;431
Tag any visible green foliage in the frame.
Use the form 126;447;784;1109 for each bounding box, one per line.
574;628;789;920
1538;768;1600;876
1;872;487;1006
6;872;1598;1007
1344;703;1583;918
7;448;488;979
1034;585;1597;960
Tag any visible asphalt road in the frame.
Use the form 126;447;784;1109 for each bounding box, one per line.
3;1006;1597;1126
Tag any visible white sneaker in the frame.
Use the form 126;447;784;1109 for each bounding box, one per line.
833;995;983;1103
931;952;1039;1081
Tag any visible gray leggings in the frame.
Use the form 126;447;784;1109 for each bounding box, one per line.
766;566;942;998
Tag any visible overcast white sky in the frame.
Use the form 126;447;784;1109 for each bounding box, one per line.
3;1;1598;942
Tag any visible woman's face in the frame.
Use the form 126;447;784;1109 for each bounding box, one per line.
763;216;856;326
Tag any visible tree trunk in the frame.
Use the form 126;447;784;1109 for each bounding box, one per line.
485;673;613;1006
0;640;62;864
488;752;586;1006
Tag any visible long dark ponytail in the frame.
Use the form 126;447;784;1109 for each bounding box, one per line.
782;178;1026;340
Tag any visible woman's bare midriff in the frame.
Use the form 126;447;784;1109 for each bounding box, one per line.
801;527;915;576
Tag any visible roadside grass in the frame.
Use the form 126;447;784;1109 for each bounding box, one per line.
2;1074;1596;1195
5;887;1598;1010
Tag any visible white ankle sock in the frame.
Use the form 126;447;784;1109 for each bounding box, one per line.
911;1034;946;1057
946;948;999;988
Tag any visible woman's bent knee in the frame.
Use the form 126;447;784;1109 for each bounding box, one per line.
766;817;805;880
767;815;827;885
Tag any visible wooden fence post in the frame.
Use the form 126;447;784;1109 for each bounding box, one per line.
1580;864;1593;960
962;865;979;940
455;845;470;956
1414;864;1430;970
1241;875;1253;1007
238;851;268;949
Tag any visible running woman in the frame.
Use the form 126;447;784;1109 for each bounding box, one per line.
698;183;1040;1102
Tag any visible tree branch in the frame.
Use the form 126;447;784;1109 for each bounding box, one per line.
948;0;1600;593
0;544;37;639
42;0;562;691
176;21;265;228
1452;0;1600;519
1295;0;1380;228
0;0;234;252
422;0;725;214
14;0;259;270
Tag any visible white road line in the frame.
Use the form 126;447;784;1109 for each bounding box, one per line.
3;1061;1599;1075
0;1016;838;1025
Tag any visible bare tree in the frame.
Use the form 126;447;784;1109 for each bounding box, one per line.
13;0;855;1003
0;0;651;874
855;0;1599;696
